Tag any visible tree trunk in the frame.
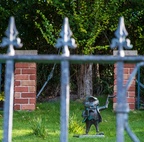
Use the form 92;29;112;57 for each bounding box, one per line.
96;64;100;78
77;64;93;99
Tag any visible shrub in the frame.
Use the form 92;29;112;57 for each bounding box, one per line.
69;113;84;134
31;117;48;139
0;92;4;101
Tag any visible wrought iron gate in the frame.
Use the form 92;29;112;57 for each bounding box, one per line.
0;16;142;142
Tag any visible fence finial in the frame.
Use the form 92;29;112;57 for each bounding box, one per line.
110;17;132;57
55;17;77;56
0;16;22;55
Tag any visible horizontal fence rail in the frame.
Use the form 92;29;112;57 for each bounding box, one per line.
0;55;143;64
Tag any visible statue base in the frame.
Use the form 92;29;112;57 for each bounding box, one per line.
73;133;105;138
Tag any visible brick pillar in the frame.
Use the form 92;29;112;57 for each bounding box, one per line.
113;50;137;110
14;50;37;111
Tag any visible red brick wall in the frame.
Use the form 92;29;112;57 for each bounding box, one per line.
14;50;37;111
113;64;136;110
113;50;137;110
14;63;36;110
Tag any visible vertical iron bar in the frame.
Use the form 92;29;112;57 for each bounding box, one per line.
116;60;126;142
111;17;132;142
55;17;76;142
137;67;140;110
0;17;22;142
59;20;70;142
3;60;14;142
60;57;70;142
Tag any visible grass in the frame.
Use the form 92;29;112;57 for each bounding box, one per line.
0;96;144;142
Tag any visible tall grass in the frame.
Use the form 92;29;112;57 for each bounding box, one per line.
0;97;144;142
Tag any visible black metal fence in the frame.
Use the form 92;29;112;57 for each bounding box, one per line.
0;16;141;142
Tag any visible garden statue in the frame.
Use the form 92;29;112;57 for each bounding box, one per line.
82;95;115;135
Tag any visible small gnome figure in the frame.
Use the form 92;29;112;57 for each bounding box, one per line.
82;95;113;135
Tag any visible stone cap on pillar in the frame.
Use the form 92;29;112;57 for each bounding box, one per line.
113;50;137;56
15;50;37;55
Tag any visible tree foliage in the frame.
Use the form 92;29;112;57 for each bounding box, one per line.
0;0;144;98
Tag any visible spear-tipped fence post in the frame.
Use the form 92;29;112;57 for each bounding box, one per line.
110;17;140;142
0;17;22;142
55;17;76;142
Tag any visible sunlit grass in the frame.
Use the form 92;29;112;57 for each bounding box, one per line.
0;96;144;141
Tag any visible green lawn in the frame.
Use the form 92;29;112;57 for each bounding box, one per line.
0;97;144;142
